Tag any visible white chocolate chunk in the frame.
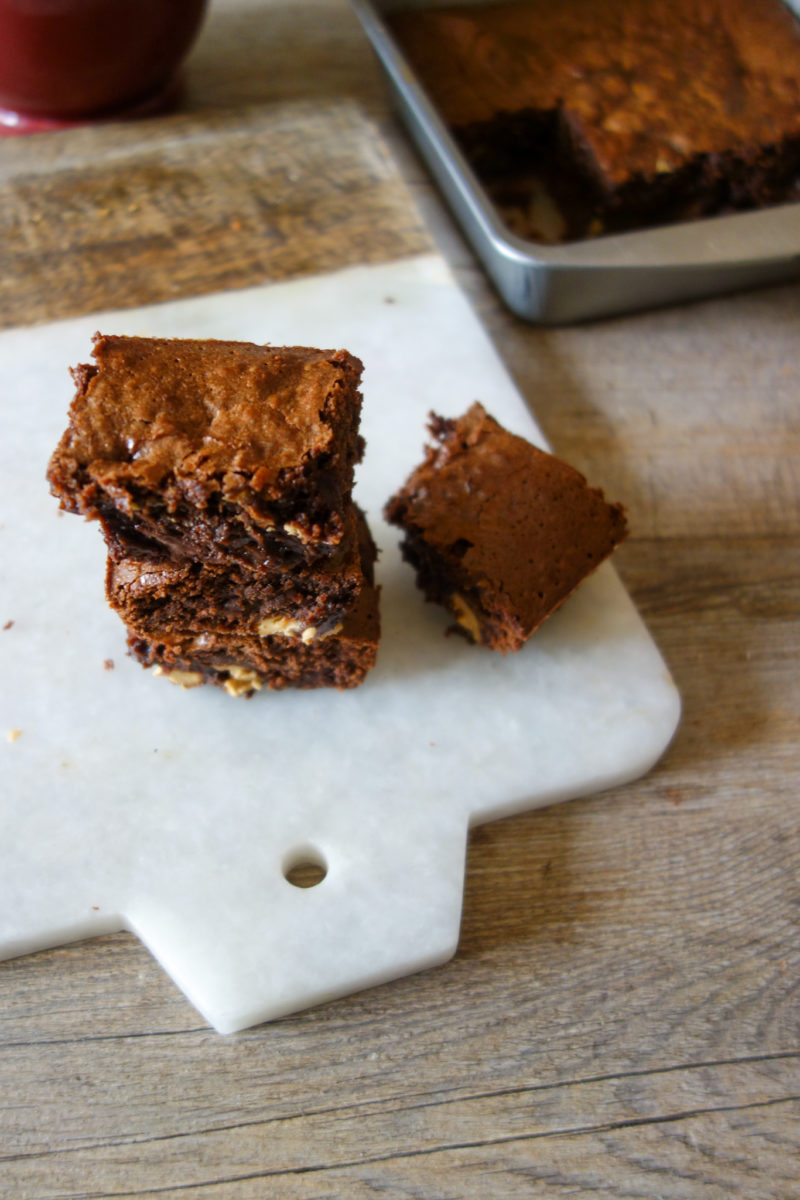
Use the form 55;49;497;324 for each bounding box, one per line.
451;593;482;643
257;616;343;644
153;666;203;689
283;521;311;543
223;666;263;697
257;614;303;639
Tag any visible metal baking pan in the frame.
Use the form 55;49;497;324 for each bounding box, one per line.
352;0;800;323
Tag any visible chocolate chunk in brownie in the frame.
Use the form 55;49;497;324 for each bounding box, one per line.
384;403;627;652
390;0;800;238
106;506;376;642
47;334;365;566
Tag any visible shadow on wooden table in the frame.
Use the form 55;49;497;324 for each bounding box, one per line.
457;802;609;959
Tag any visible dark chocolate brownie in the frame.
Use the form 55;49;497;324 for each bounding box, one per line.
390;0;800;237
47;334;365;566
384;403;627;652
127;577;381;695
106;506;375;642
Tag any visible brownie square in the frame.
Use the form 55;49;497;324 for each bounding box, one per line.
384;403;628;652
106;506;375;644
390;0;800;238
47;334;365;566
126;577;381;695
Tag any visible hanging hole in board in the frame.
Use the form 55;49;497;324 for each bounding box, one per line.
282;845;328;889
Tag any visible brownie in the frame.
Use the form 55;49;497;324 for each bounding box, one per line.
49;332;381;695
384;403;628;652
126;578;381;695
390;0;800;238
47;334;365;566
106;505;373;642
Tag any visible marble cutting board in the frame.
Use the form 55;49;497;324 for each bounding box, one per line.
0;253;680;1033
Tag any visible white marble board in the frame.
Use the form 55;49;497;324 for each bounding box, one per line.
0;255;680;1033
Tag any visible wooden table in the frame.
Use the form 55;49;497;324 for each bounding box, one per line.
2;2;798;1195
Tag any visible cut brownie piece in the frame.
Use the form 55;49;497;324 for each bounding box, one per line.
47;334;365;566
384;403;627;653
390;0;800;238
127;577;381;695
106;505;373;643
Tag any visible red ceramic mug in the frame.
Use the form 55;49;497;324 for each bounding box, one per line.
0;0;208;133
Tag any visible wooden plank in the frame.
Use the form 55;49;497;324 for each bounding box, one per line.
2;1023;798;1194
0;101;430;328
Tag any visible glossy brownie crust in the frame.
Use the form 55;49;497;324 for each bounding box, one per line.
391;0;800;234
385;403;628;652
47;334;365;565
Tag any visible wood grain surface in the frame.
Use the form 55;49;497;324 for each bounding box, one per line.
2;1;799;1197
0;100;429;326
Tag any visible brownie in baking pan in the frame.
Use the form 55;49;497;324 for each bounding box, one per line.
47;333;365;566
384;403;627;652
106;505;374;643
126;577;381;695
390;0;800;238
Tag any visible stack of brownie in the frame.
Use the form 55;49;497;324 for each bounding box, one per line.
47;334;380;694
